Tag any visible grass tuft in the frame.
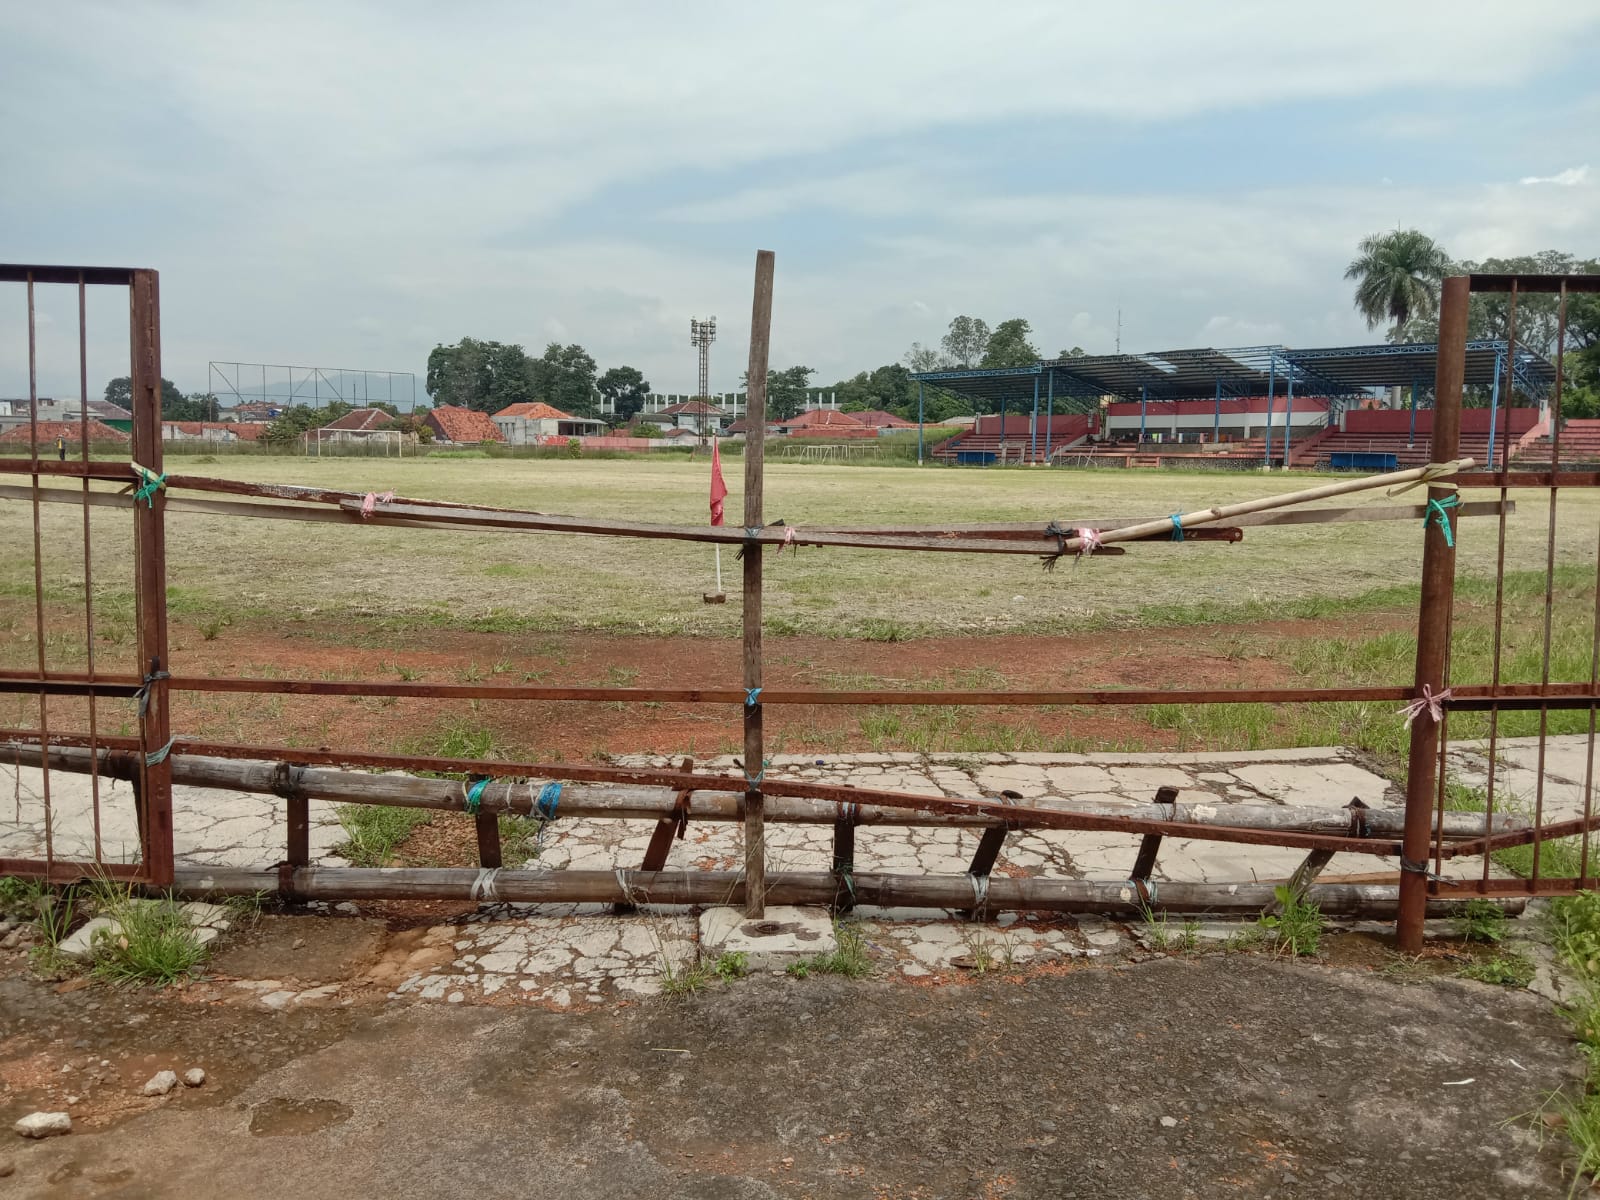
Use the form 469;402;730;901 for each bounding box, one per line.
334;805;433;867
1258;886;1323;957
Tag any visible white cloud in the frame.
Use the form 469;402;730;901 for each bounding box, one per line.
2;2;1598;398
1520;166;1591;187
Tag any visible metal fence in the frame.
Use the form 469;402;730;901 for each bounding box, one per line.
2;261;1596;952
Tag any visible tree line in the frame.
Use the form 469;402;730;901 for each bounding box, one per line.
1343;231;1599;415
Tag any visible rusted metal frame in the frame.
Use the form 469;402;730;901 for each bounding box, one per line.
1397;275;1467;954
25;272;55;869
1457;471;1600;488
14;671;1600;709
129;269;174;886
639;758;695;873
76;273;104;865
0;459;134;480
1429;876;1589;898
1127;786;1179;905
1528;284;1569;886
743;249;775;917
0;859;143;884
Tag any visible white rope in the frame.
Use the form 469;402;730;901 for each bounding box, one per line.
470;868;500;902
969;872;989;911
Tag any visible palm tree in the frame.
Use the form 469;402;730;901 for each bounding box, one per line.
1344;229;1452;339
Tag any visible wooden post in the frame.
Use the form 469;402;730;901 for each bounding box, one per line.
743;250;775;917
1397;275;1467;953
1129;785;1178;887
129;270;174;887
473;812;502;869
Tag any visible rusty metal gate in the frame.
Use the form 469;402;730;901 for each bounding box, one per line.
1;260;1596;952
0;266;172;884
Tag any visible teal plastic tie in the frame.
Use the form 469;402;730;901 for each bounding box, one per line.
1168;513;1184;542
745;687;762;708
145;737;174;767
131;464;167;508
536;781;562;820
465;778;489;815
1425;495;1460;547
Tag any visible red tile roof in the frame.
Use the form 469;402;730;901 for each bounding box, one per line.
322;407;396;432
426;406;506;443
493;402;572;420
779;409;863;430
0;419;128;444
658;400;726;417
849;409;914;428
233;423;268;441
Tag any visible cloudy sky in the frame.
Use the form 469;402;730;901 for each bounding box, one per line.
3;1;1597;405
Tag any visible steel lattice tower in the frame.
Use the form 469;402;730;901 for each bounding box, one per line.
689;317;716;397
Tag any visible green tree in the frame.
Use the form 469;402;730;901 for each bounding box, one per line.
104;376;184;413
532;343;599;416
1344;229;1452;340
597;365;651;424
263;402;355;447
903;342;949;373
743;365;814;421
941;316;991;368
1057;346;1087;359
426;338;537;412
980;318;1039;368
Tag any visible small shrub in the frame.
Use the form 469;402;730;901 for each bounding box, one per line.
713;951;749;981
90;895;208;986
1259;886;1323;957
1457;951;1535;989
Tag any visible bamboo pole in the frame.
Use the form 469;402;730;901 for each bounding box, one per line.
1053;457;1477;556
162;865;1521;918
743;250;775;916
7;743;1525;841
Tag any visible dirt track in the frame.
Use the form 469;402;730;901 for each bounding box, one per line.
0;952;1579;1198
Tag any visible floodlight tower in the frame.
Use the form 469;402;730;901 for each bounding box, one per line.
690;317;716;399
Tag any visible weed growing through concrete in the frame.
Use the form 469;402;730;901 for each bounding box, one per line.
335;805;433;867
787;921;873;979
1258;886;1323;957
1454;897;1509;944
85;882;209;987
1139;903;1200;954
1456;951;1536;988
713;951;749;981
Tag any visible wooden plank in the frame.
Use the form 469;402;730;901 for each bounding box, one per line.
1270;849;1336;911
286;794;310;867
743;249;774;918
832;813;857;912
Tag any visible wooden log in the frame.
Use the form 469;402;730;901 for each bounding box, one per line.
5;743;1526;841
162;865;1523;917
743;249;775;917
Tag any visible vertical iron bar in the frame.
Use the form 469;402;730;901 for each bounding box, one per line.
1283;372;1295;467
1529;284;1568;885
77;274;103;863
130;270;174;886
1029;374;1039;463
916;381;924;465
1397;275;1466;952
1583;508;1600;886
1486;349;1502;467
26;274;54;868
1480;283;1519;887
1213;379;1221;443
742;250;774;918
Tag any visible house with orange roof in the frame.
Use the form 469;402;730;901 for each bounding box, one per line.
491;402;607;444
0;419;129;446
425;406;507;445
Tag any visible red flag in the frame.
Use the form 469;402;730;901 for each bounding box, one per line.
709;439;728;527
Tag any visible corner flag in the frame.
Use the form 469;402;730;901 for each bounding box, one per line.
709;439;728;526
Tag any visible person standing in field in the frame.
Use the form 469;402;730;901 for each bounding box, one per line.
55;436;66;461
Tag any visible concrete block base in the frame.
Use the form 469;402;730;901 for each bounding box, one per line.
698;905;835;972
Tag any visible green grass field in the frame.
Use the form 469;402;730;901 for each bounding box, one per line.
3;454;1596;640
